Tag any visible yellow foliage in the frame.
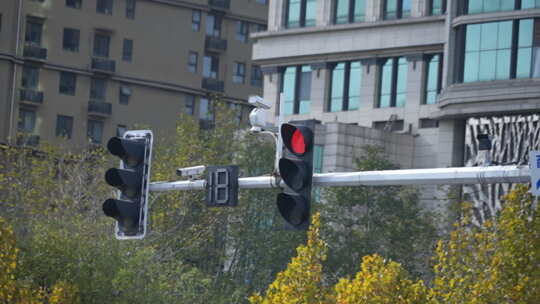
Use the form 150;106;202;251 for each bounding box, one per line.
249;213;328;304
334;254;428;304
48;281;80;304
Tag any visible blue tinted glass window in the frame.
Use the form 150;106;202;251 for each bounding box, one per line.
335;0;349;24
287;0;301;28
402;0;411;17
348;62;362;110
468;0;517;14
282;65;311;115
431;0;444;15
282;67;296;115
305;0;317;27
288;0;316;28
396;58;408;107
385;0;397;19
299;66;312;114
425;55;440;104
330;63;345;112
517;19;534;78
521;0;540;8
379;59;393;108
354;0;366;22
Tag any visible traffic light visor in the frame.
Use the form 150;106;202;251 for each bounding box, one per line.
281;124;313;156
276;193;309;226
107;137;145;167
105;168;142;199
279;158;309;191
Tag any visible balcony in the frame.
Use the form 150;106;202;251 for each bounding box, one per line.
202;78;224;92
23;45;47;61
17;134;40;147
88;100;112;117
208;0;230;10
19;88;43;106
205;36;227;52
91;57;116;74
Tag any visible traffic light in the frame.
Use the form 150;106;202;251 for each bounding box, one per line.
276;123;314;230
103;130;153;240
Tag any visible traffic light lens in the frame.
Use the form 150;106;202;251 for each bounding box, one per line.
291;129;306;155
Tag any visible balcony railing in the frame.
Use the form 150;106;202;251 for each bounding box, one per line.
23;45;47;60
208;0;230;9
20;88;44;105
17;134;40;147
202;78;224;92
205;36;227;52
88;100;112;116
91;57;116;73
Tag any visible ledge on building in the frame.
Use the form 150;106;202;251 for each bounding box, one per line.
20;88;44;106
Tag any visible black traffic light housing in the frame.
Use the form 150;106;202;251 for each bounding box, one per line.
103;130;153;240
276;122;314;230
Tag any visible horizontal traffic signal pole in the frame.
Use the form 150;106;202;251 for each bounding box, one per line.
149;165;530;192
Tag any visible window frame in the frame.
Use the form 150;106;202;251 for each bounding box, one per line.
428;0;447;15
96;0;113;15
378;57;408;108
87;119;104;144
22;66;39;89
328;61;362;112
280;65;312;115
285;0;316;28
126;0;136;19
63;28;80;52
25;19;43;45
90;78;107;101
93;32;111;58
251;65;263;87
383;0;411;20
233;62;246;84
122;38;133;62
119;85;131;104
206;14;222;37
66;0;82;9
423;54;443;104
59;71;77;96
56;115;74;139
185;94;195;115
188;51;198;73
203;54;219;79
236;20;249;43
18;109;36;133
334;0;366;24
192;10;201;31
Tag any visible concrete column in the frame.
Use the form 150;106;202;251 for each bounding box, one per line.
437;119;466;167
261;66;281;122
411;0;428;17
317;0;333;26
268;0;285;31
359;58;378;110
310;63;331;116
367;0;383;21
404;54;426;130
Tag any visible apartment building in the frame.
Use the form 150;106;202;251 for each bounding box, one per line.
0;0;268;147
252;0;540;221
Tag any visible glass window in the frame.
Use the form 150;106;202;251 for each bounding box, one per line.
203;55;219;79
22;66;39;89
96;0;113;15
93;33;110;57
188;51;198;73
56;115;74;139
185;95;195;115
199;98;214;121
119;85;131;104
329;61;362;112
522;0;540;9
281;65;312;115
122;39;133;62
335;0;366;24
66;0;82;9
63;28;80;52
251;65;263;87
256;0;267;4
87;120;104;144
59;72;76;95
378;57;407;108
192;10;201;31
286;0;317;28
236;21;249;43
425;54;441;104
18;109;36;133
430;0;446;15
462;19;537;82
126;0;136;19
384;0;410;19
206;14;221;37
313;145;324;173
233;62;246;84
90;78;106;101
25;20;42;45
467;0;517;14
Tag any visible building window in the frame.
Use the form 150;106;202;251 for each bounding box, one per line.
117;125;127;137
251;65;262;87
203;55;219;79
233;62;246;84
119;86;131;104
461;19;540;82
122;39;133;62
313;145;324;173
253;23;267;32
199;97;214;121
22;66;39;89
206;14;222;37
379;57;408;108
97;0;113;15
192;10;201;31
419;118;439;128
90;78;106;101
384;0;411;19
236;21;249;42
286;0;316;28
465;0;518;14
25;20;42;45
18;109;36;133
335;0;366;24
424;54;442;104
63;28;80;52
429;0;446;15
126;0;136;19
56;115;74;139
281;65;312;115
59;72;76;95
93;33;110;57
87;120;104;144
373;119;404;131
256;0;268;4
188;51;198;73
185;95;195;115
66;0;82;9
329;61;362;112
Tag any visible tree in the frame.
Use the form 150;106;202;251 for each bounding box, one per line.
320;145;437;281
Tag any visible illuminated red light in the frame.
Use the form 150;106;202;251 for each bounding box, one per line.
291;129;306;155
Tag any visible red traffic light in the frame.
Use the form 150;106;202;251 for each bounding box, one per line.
281;123;313;156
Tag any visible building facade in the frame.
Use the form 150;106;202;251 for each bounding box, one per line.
0;0;268;148
253;0;540;219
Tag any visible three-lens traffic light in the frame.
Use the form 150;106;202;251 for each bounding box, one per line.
277;123;314;230
103;130;153;240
